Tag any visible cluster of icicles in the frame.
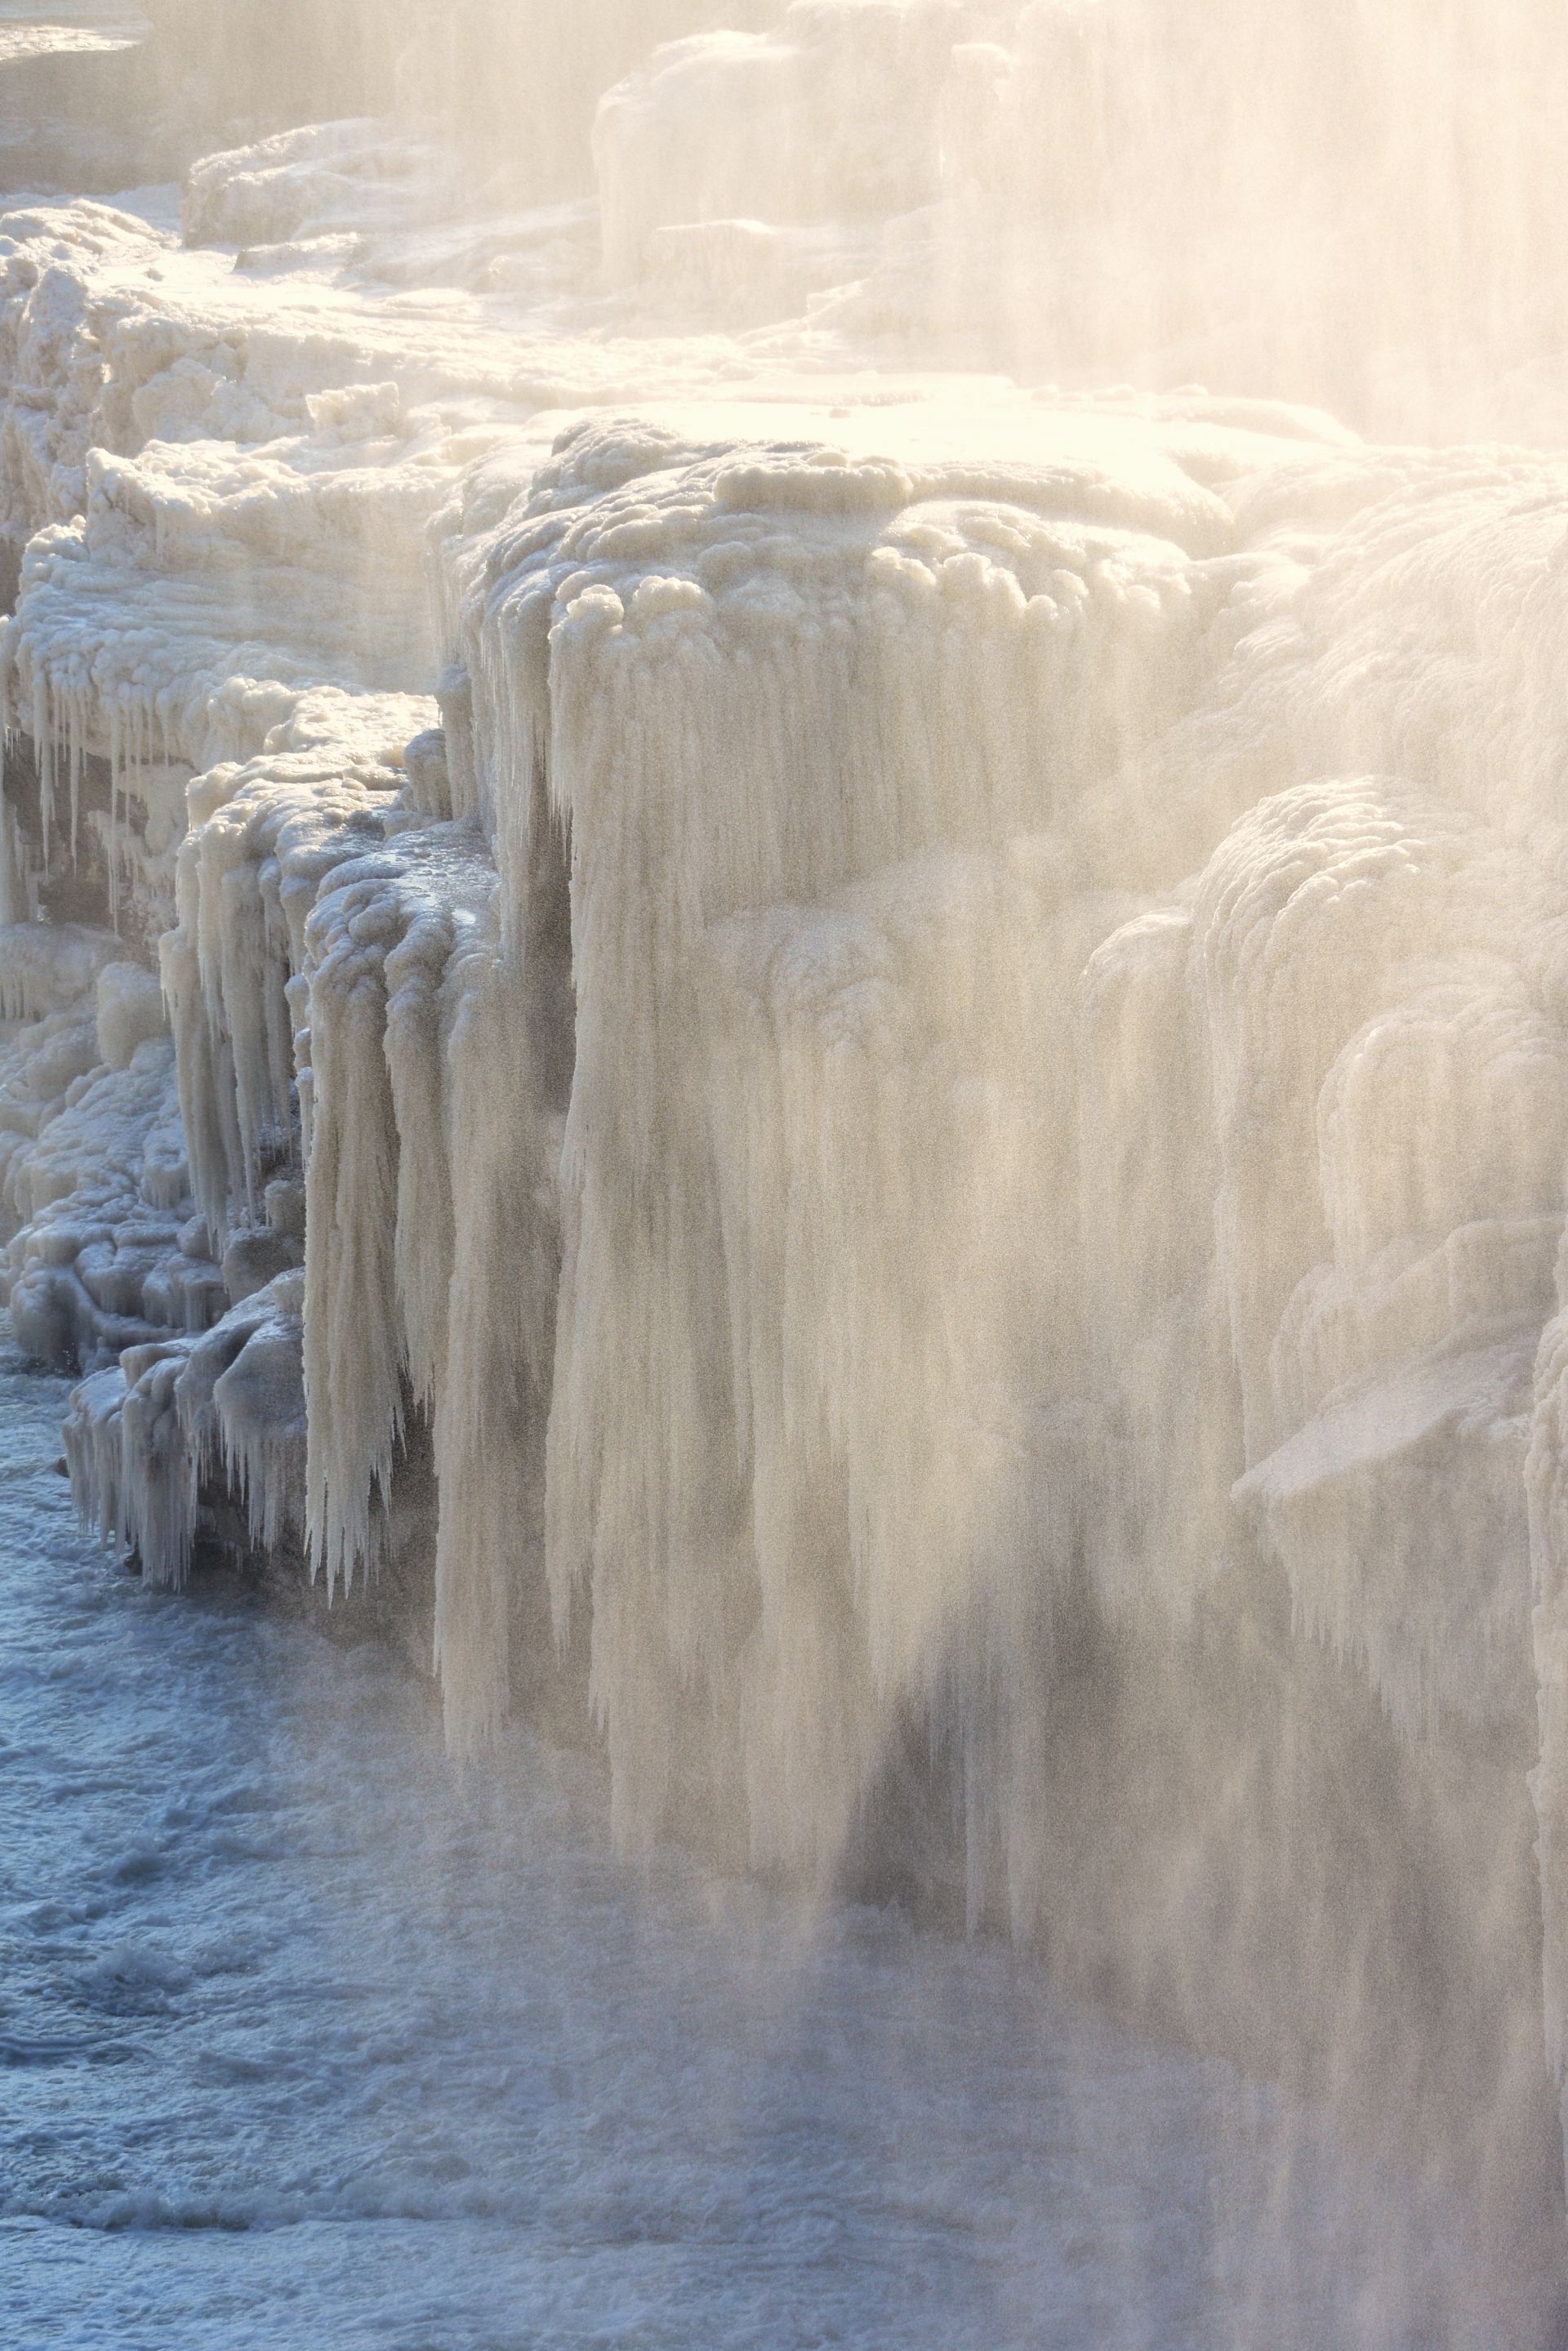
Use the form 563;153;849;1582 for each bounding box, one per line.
46;402;1568;1951
23;366;1568;2291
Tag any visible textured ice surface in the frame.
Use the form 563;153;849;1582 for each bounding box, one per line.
3;0;1568;2297
416;401;1563;1853
0;0;145;63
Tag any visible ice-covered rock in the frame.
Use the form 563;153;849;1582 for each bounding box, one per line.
65;1266;306;1584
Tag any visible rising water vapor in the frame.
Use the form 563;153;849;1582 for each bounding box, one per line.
3;1;1568;2342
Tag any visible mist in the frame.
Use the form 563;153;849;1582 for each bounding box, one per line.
2;2;1568;2344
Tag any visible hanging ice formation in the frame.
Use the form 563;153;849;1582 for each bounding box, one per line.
11;0;1568;2261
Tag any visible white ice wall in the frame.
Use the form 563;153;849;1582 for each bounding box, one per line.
410;404;1568;2233
7;42;1568;2239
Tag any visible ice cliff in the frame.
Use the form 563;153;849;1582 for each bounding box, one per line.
8;0;1568;2270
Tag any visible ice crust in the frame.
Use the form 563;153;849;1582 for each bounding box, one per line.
7;0;1568;2219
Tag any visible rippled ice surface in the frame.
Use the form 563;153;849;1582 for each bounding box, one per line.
0;1328;1536;2351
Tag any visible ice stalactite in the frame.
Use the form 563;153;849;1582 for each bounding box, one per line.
301;859;408;1590
68;1343;196;1585
142;694;497;1607
158;700;432;1230
300;822;492;1595
1;435;448;809
0;787;20;929
431;921;558;1756
64;1273;310;1587
189;1273;310;1559
149;685;526;1669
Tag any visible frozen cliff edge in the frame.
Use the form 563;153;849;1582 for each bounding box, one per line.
3;115;1568;2257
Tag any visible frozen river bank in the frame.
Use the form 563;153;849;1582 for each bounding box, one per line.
0;1325;1547;2351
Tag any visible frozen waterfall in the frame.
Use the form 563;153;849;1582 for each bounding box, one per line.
4;1;1568;2337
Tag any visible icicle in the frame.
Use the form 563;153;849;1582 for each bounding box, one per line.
301;883;406;1596
212;1291;307;1555
434;929;554;1756
68;679;82;868
108;700;121;934
0;782;16;931
384;899;464;1415
32;670;51;842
